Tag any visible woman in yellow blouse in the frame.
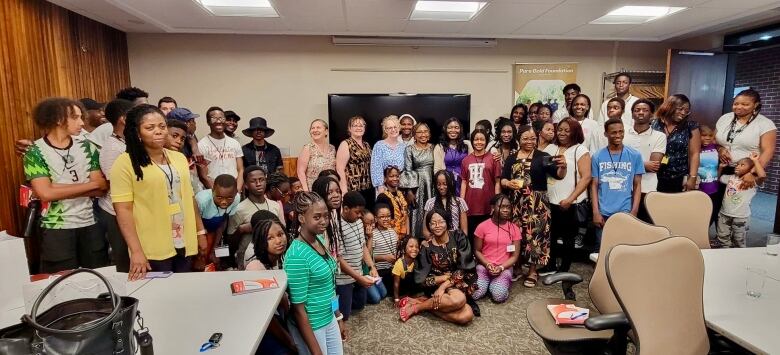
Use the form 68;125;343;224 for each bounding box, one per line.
111;104;206;280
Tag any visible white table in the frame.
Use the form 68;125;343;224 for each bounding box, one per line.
132;270;287;355
702;248;780;355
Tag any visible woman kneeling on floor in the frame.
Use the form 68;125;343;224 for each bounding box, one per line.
400;208;477;325
472;194;521;303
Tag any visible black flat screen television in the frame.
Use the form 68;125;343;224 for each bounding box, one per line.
327;94;471;147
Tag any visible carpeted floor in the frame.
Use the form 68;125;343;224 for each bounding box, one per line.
343;262;595;355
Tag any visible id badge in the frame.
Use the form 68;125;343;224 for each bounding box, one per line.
331;296;340;313
506;244;516;252
661;156;669;165
214;245;229;258
168;203;182;215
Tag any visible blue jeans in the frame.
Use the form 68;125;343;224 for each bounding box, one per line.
335;283;367;321
289;317;343;355
366;280;387;304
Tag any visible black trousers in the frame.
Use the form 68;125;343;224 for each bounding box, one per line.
40;224;108;273
549;204;576;272
637;193;652;223
148;248;192;273
96;207;130;272
657;175;685;193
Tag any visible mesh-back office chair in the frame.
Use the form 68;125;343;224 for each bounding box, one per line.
645;191;712;249
605;237;709;355
526;213;671;354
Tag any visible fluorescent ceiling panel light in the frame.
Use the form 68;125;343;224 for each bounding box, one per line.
411;1;487;21
197;0;278;17
590;6;685;25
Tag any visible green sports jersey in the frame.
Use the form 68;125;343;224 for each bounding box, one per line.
23;136;100;229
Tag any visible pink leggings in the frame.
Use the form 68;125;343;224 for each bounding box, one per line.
473;265;513;303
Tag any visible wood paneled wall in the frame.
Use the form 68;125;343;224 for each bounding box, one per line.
0;0;130;236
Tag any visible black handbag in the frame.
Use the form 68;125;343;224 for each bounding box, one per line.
571;145;592;224
0;268;152;355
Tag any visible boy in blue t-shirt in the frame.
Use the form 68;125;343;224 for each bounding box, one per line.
195;174;240;269
591;118;645;248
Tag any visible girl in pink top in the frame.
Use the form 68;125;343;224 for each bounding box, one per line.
472;194;521;303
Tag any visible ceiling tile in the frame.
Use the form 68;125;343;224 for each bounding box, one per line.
345;0;415;19
272;0;345;18
617;7;734;37
283;15;346;32
347;17;408;33
460;2;557;34
513;4;615;35
403;20;467;34
564;24;636;37
697;0;780;9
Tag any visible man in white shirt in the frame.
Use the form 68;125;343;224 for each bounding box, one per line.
623;99;666;222
198;106;244;191
598;73;638;127
553;83;586;123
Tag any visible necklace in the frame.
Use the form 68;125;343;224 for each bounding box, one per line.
607;146;624;173
44;136;74;170
517;149;534;161
250;197;269;212
726;113;757;144
206;135;226;162
152;152;175;200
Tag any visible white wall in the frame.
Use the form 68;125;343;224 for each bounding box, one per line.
127;34;669;154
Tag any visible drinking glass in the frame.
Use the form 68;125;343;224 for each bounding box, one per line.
746;267;767;299
766;234;780;256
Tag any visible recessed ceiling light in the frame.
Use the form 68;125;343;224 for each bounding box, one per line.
760;35;773;40
197;0;279;17
411;1;487;21
590;6;685;25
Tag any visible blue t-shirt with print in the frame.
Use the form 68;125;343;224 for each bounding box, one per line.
195;189;240;232
592;146;645;217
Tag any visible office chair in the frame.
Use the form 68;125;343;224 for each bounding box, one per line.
526;213;671;354
605;236;709;355
645;191;712;249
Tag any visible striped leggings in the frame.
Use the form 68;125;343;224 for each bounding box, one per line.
473;265;513;303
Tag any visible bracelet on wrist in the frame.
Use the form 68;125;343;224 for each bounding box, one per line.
197;229;207;236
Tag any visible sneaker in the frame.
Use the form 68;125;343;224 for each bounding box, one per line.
574;234;584;249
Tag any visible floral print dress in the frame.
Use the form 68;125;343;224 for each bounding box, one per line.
505;153;552;266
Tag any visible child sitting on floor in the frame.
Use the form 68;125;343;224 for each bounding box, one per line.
716;153;765;248
392;235;421;307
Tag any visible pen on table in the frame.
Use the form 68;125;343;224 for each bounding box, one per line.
570;312;588;320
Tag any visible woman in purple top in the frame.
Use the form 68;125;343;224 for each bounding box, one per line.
434;117;470;196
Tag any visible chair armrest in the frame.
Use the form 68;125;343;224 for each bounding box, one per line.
584;312;630;331
541;272;583;286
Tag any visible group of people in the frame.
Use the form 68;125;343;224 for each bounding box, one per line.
18;73;776;355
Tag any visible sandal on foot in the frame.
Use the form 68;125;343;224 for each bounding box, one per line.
398;296;411;309
400;303;417;322
523;274;538;288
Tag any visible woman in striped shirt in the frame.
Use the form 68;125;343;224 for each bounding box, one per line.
284;191;345;355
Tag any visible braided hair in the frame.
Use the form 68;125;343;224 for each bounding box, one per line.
312;175;343;256
432;169;460;229
123;104;166;181
266;171;289;195
288;191;324;240
252;218;287;270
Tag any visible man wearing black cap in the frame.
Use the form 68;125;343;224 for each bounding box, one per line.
224;110;240;140
79;98;106;134
242;117;282;173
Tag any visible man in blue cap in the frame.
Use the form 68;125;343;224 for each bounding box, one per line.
241;117;282;173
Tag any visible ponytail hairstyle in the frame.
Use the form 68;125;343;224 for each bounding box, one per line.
123;104;166;181
252;219;287;269
289;191;324;240
312;175;343;256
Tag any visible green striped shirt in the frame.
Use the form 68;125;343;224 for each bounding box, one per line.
283;235;336;331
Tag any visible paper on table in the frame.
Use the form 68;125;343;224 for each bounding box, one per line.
0;233;30;312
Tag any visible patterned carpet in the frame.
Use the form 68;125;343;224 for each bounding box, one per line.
343;262;595;355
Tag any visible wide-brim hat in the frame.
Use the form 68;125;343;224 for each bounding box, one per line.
242;116;275;138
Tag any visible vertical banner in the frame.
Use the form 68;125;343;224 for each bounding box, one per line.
513;63;577;111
